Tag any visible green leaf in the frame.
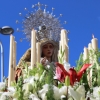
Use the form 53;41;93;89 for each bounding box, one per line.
61;50;65;58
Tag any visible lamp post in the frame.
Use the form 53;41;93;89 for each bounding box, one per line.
0;26;14;82
0;42;3;82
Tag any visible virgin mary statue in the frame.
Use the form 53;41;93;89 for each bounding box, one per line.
16;3;63;68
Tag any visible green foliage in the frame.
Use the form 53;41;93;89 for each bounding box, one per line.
75;53;84;72
11;48;100;99
46;85;55;100
90;49;100;86
22;61;45;78
11;81;16;87
74;48;100;94
46;64;55;100
22;61;29;78
80;72;90;92
97;68;100;85
58;46;65;64
14;76;24;100
93;49;100;65
57;82;64;88
21;61;57;99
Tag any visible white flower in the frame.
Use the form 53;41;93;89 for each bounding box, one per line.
7;87;16;93
13;98;18;100
38;84;48;100
80;97;86;100
46;65;50;69
29;94;40;100
93;86;100;98
76;85;85;98
59;86;67;96
0;92;13;100
0;92;3;97
38;89;47;100
0;82;6;91
42;84;49;90
24;76;35;83
34;74;39;80
68;86;82;100
29;76;36;84
53;85;60;99
23;75;39;89
23;83;33;93
39;84;67;100
61;95;66;100
63;60;70;72
28;66;31;70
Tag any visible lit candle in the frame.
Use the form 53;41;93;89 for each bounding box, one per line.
64;30;68;45
87;43;93;87
31;29;36;69
58;41;61;58
88;35;98;87
59;40;62;50
13;41;16;80
36;42;41;63
88;43;92;50
64;30;69;62
83;47;88;61
65;44;69;62
88;43;92;63
61;29;65;52
8;35;14;87
61;29;69;62
91;34;98;51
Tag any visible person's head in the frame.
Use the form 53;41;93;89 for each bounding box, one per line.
40;38;59;62
42;43;54;58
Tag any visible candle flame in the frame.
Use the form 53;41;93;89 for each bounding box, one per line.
92;34;94;38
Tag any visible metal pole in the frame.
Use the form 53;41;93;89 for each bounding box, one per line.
0;41;4;82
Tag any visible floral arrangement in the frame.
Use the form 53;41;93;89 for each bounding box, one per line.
0;48;100;100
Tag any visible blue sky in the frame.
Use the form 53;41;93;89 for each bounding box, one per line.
0;0;100;81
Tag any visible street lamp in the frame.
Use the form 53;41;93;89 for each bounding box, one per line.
0;26;14;35
0;26;14;82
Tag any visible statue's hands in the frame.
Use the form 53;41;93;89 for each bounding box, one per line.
40;57;49;66
15;68;22;83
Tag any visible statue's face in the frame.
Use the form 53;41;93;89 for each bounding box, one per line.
42;43;54;58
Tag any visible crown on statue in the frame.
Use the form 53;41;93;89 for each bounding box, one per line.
16;2;67;42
